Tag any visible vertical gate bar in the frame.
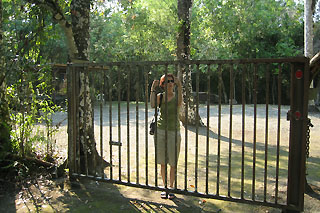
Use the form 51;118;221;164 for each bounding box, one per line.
184;63;189;191
127;65;131;182
109;68;113;180
136;65;140;184
264;64;270;202
91;70;97;177
145;67;149;185
118;67;122;181
275;64;282;204
100;70;104;178
71;66;76;174
195;64;200;192
288;63;295;209
154;65;159;187
252;64;257;200
287;63;295;210
164;65;168;190
83;66;89;176
217;64;222;195
241;64;246;199
67;65;73;174
174;64;178;189
301;61;309;209
76;68;81;174
68;64;77;175
228;65;234;197
206;65;211;195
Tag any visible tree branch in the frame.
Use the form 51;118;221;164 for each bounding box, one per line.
25;0;77;60
26;0;64;20
310;51;320;81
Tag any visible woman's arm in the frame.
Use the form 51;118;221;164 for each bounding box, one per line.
150;80;160;108
174;76;183;107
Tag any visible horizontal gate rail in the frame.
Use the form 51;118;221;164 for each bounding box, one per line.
67;57;309;212
69;57;308;67
71;173;298;211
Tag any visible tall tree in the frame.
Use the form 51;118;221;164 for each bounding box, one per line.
306;0;319;109
305;0;314;58
27;0;108;175
305;0;319;193
177;0;203;126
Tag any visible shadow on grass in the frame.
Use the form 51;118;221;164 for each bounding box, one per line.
187;124;280;150
305;183;320;201
0;181;17;213
185;125;320;202
60;178;220;212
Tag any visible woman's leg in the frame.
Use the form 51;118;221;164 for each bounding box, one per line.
161;164;176;188
161;164;176;199
161;164;166;186
169;166;176;188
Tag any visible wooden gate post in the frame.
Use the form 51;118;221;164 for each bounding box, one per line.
286;60;309;212
67;64;79;177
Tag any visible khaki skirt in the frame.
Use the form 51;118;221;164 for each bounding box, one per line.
154;129;181;166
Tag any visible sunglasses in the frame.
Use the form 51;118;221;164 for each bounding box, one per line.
166;80;174;83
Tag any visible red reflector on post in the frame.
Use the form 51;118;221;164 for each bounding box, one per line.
295;70;303;79
295;111;301;120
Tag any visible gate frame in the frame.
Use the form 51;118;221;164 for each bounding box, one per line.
286;61;310;212
66;57;310;212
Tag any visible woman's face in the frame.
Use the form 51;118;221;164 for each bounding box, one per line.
164;76;174;89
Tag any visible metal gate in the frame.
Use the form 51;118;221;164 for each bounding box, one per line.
67;57;309;212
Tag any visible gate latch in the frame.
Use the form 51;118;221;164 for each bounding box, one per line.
287;110;291;121
110;141;122;146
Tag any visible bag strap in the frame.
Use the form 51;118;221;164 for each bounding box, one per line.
152;93;163;121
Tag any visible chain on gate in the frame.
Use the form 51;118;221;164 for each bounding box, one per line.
306;118;313;158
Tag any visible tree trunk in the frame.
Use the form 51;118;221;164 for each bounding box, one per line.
305;0;316;192
69;0;109;175
305;0;313;58
29;0;109;175
305;0;317;111
177;0;203;126
218;71;228;104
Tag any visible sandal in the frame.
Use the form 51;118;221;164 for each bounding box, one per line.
161;191;167;199
168;193;175;200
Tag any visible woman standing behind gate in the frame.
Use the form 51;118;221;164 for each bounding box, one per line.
150;74;182;199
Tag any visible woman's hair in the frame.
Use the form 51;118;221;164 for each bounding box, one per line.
159;73;174;88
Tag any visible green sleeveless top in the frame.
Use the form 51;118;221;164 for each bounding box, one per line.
157;94;180;131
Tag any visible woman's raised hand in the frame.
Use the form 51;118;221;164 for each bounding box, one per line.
152;80;160;90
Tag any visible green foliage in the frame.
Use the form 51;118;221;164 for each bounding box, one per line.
88;0;306;64
6;65;64;158
0;121;12;158
90;0;178;62
191;0;304;59
2;0;68;64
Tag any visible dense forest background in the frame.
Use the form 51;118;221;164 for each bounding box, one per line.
1;0;320;179
3;0;317;65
